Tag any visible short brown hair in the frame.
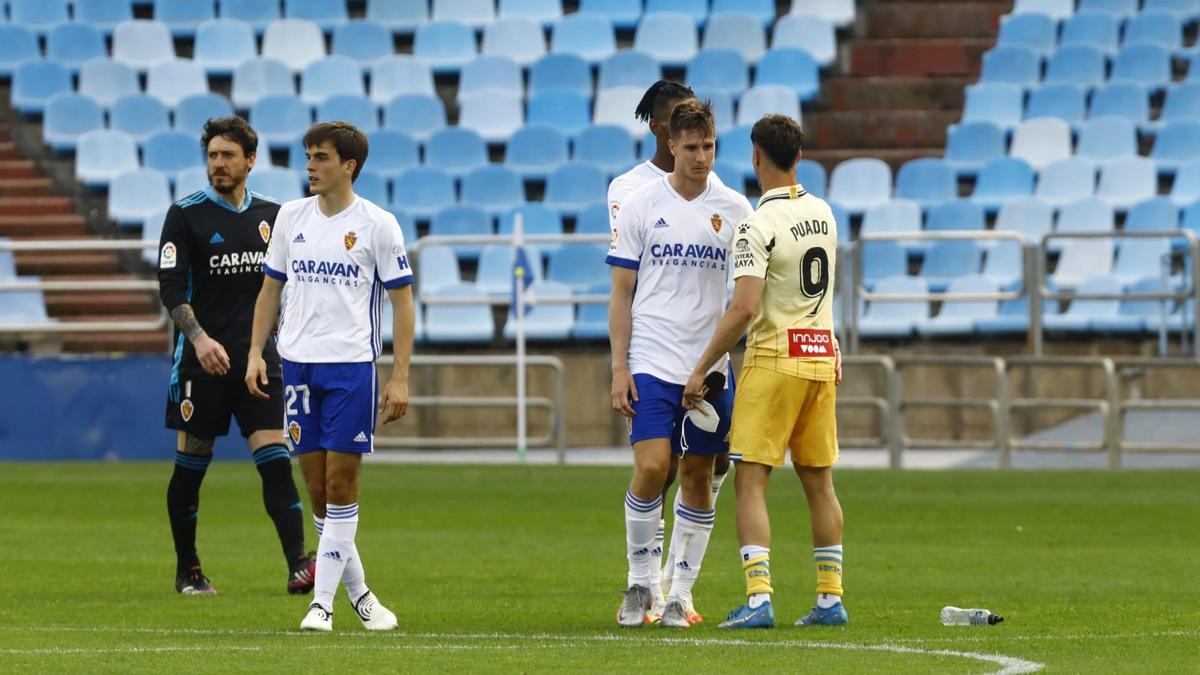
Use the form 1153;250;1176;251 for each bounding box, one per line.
303;121;369;181
201;116;258;158
668;98;716;140
750;114;804;171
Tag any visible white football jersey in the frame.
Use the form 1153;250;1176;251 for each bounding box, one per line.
606;176;753;384
608;160;725;229
264;196;413;364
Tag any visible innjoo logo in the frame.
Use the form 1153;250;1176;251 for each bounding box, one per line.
787;328;833;357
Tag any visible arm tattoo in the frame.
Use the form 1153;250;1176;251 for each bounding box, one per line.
170;304;206;343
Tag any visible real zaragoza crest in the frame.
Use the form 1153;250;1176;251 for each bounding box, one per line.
344;231;357;251
288;420;302;445
180;399;194;421
258;220;270;244
711;213;722;233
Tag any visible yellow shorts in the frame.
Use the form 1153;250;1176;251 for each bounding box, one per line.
729;366;839;468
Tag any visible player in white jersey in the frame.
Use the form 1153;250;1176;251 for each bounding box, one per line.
608;100;753;628
246;122;414;632
607;81;734;624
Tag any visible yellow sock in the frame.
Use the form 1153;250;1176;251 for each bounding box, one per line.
741;548;773;597
814;545;843;597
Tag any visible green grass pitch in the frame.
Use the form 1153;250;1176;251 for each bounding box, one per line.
1;462;1197;672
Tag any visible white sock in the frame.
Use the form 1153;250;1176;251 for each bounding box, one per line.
313;515;324;536
341;541;368;604
712;469;728;499
815;544;844;608
314;503;358;613
661;486;684;590
649;517;665;598
817;592;840;609
624;490;662;589
665;503;715;608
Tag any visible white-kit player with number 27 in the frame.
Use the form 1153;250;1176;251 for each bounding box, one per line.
246;122;415;633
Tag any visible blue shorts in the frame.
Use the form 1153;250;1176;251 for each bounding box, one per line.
628;372;734;456
281;360;376;454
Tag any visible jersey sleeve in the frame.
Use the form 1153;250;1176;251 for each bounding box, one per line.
732;216;771;280
156;205;191;311
607;176;628;230
263;205;289;281
605;192;644;270
374;212;414;288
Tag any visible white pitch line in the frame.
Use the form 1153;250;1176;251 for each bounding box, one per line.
1;627;1045;673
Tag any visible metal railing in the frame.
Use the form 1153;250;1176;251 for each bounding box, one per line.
1005;356;1119;469
894;355;1009;463
838;354;900;466
1111;356;1200;458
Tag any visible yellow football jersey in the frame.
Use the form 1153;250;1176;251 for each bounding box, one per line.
731;184;838;381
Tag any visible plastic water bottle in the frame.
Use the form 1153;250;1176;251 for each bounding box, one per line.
941;606;1003;626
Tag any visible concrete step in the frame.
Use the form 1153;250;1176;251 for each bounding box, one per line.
0;178;54;197
860;2;1006;39
847;38;994;77
15;252;124;276
804;110;958;149
60;324;170;354
0;215;88;237
0;160;41;179
0;142;19;160
826;76;970;112
45;291;158;317
803;147;944;173
0;196;74;215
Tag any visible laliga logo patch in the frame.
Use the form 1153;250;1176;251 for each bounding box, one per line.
344;230;357;251
711;213;722;233
288;420;302;445
160;242;177;269
610;201;620;219
180;399;194;422
258;220;271;244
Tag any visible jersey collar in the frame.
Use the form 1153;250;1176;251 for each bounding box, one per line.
205;186;254;213
757;184;808;208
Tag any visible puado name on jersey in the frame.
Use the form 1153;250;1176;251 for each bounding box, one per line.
290;258;363;287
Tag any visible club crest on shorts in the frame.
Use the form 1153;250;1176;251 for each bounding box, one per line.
288;420;302;445
344;231;357;251
258;220;270;244
711;213;722;233
180;399;194;422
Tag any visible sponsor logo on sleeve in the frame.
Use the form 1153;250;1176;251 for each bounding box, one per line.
787;328;834;357
160;242;177;269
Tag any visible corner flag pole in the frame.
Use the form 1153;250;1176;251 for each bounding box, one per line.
513;212;528;463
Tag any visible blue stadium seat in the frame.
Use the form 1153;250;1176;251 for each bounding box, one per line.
690;86;734;132
971;157;1036;211
73;0;134;34
370;56;436;105
331;20;394;67
593;86;649;139
110;93;171;144
500;0;564;25
926;201;985;232
285;0;348;30
1125;197;1180;234
895;158;956;211
172;93;234;138
1010;118;1073;171
1183;200;1200;240
316;94;379;134
43;24;105;75
771;14;836;67
380;294;425;345
1057;197;1115;236
9;0;69;34
430;205;493;260
980;46;1040;87
482;17;548;67
461;165;525;217
858;275;928;339
144;129;204;182
75;129;139;186
141;207;170;264
961;83;1025;130
413;20;477;74
1111;237;1173;287
1170;159;1200;207
1012;0;1074;20
1050;238;1115;290
1097;156;1159;209
543;163;608;217
703;13;767;64
506;125;570;180
366;0;428;33
917;275;1001;336
754;48;820;102
711;160;744;192
1043;46;1105;88
981;239;1025;290
860;200;922;250
476;244;544;297
685;49;749;98
147;59;210;108
1144;0;1200;20
109;167;171;225
391;209;418;246
1091;276;1177;334
1123;11;1183;52
797;159;827;199
1089;82;1149;128
502;281;577;341
574;201;610;235
715;124;753;181
1192;52;1200;83
433;0;495;28
231;58;295;110
262;19;327;73
551;12;617;64
459;56;524;102
43;93;105;152
945;121;1006;177
737;85;801;126
1153;83;1200;133
713;0;775;26
921;240;983;292
424;284;495;343
598;51;661;92
1076;116;1137;166
527;90;592;139
1111;45;1173;91
173;165;209;200
573;301;610;339
1151;120;1200;175
994;197;1054;242
352;169;389;206
859;241;908;289
579;0;642;30
418;246;463;294
1077;0;1138;17
634;12;697;67
829;158;892;215
998;13;1057;55
574;125;637;176
154;0;215;37
1036;158;1097;208
221;0;283;33
788;0;855;28
645;0;708;25
251;95;313;148
383;93;447;142
394;167;457;219
300;55;365;106
425;127;489;177
1044;276;1124;332
193;19;256;76
975;293;1063;335
363;129;419;178
247;166;304;202
1026;84;1087;126
1060;11;1121;55
498;204;564;255
529;53;592;98
79;59;140;108
547;244;610;293
112;20;175;71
